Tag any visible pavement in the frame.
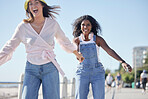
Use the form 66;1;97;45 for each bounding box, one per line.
105;87;148;99
87;87;148;99
0;86;148;99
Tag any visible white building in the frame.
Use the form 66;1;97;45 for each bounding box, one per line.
133;46;148;68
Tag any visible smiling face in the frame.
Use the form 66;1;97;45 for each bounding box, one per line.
81;20;92;35
28;0;43;18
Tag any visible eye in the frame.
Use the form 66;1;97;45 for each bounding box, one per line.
81;24;85;26
35;1;39;5
29;2;33;6
87;24;91;26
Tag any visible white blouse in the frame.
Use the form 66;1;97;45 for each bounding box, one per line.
0;17;76;67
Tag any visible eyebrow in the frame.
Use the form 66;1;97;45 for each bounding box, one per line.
29;0;39;2
81;23;91;25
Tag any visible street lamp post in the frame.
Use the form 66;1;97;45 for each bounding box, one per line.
134;51;137;88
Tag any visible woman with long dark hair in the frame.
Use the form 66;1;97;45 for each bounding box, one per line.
0;0;84;98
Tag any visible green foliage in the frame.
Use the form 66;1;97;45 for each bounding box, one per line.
114;52;148;83
122;73;134;83
116;63;134;83
118;63;122;71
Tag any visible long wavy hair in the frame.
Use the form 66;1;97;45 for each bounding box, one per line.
23;1;60;23
72;15;102;38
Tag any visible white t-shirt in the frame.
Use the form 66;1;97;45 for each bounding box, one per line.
141;72;148;78
106;76;113;84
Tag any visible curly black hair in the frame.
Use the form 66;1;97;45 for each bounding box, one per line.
72;15;102;38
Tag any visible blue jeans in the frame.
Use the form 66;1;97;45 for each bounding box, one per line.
22;61;60;99
76;63;105;99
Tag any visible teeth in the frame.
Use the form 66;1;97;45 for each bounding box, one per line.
33;9;38;13
33;8;38;10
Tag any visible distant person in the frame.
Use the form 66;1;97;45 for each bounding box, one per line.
140;70;148;94
0;0;84;98
72;15;132;99
115;72;122;89
106;73;113;90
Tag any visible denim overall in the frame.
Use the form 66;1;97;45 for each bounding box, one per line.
76;35;105;99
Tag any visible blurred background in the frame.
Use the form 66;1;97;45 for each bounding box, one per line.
0;0;148;81
0;0;148;98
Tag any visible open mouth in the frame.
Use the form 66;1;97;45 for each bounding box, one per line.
84;30;88;32
84;29;89;32
33;9;38;13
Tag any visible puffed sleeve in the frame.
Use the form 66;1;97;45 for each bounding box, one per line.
0;24;22;66
54;21;77;53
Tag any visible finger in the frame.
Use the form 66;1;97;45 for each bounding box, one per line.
79;59;82;63
123;66;126;70
81;57;84;61
129;67;132;72
79;57;83;63
127;65;132;72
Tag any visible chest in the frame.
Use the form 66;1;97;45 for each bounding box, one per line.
31;24;44;34
22;24;56;46
79;43;97;56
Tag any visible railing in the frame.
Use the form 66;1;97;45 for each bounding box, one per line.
0;73;76;99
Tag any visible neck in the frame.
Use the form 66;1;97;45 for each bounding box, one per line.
33;16;45;24
81;32;93;41
83;33;89;39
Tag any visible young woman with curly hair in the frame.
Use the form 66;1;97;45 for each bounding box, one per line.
72;15;132;99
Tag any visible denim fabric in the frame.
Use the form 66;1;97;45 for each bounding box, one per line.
22;61;60;99
76;36;105;99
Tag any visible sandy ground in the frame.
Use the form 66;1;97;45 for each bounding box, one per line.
1;87;148;99
0;87;43;99
0;85;91;99
0;87;18;99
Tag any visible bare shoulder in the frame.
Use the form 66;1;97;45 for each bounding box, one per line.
96;35;105;46
96;35;104;40
73;37;80;45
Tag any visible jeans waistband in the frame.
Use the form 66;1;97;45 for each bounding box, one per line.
77;62;103;69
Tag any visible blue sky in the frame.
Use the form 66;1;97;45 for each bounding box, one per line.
0;0;148;81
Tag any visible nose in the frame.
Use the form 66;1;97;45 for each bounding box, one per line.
84;25;87;28
32;3;37;7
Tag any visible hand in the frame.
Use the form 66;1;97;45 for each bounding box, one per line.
122;62;132;72
73;50;84;63
77;52;84;63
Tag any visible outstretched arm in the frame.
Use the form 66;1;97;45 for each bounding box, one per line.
73;37;84;63
0;25;22;66
96;36;132;72
54;21;84;62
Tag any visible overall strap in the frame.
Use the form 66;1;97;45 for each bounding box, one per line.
93;35;96;42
